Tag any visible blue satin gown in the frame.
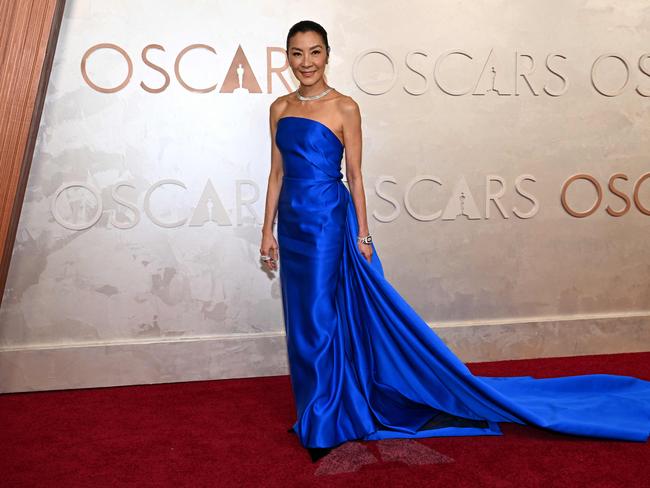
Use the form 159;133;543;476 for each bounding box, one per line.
274;115;650;449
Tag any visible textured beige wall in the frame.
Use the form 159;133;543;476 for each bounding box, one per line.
1;0;650;392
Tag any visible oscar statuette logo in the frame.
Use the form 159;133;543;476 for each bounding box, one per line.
233;63;248;94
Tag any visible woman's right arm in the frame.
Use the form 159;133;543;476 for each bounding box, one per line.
259;98;284;271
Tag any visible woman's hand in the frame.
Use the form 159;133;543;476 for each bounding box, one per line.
357;241;373;263
260;232;279;271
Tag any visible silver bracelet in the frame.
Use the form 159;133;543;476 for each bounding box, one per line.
357;234;372;245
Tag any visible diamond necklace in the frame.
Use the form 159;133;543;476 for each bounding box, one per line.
296;87;333;101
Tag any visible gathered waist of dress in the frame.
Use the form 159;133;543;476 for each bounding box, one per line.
282;174;343;182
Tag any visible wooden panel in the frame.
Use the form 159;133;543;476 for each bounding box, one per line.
0;0;65;307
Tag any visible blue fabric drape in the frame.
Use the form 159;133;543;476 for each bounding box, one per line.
275;116;650;449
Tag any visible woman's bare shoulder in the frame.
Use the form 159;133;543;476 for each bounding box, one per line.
270;93;293;119
335;92;361;120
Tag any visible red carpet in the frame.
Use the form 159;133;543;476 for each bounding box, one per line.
1;352;649;487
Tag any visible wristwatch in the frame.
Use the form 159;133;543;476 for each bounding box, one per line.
357;234;372;245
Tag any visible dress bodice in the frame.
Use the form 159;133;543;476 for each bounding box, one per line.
275;116;344;181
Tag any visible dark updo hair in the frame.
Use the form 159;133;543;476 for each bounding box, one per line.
286;20;330;56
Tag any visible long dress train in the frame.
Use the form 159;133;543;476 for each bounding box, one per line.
274;115;650;449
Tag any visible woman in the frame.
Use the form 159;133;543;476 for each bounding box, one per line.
261;20;650;462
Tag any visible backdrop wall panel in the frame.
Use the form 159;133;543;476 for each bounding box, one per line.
1;0;649;392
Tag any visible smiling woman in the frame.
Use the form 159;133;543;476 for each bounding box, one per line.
258;19;650;464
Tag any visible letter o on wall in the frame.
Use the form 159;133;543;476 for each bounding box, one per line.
51;182;103;230
560;174;602;218
81;43;133;93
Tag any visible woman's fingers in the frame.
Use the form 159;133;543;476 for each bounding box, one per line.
269;249;278;270
260;247;271;270
260;243;279;271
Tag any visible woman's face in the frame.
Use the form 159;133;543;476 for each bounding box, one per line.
287;30;328;86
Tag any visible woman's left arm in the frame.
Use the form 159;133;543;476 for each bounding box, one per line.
341;98;372;263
